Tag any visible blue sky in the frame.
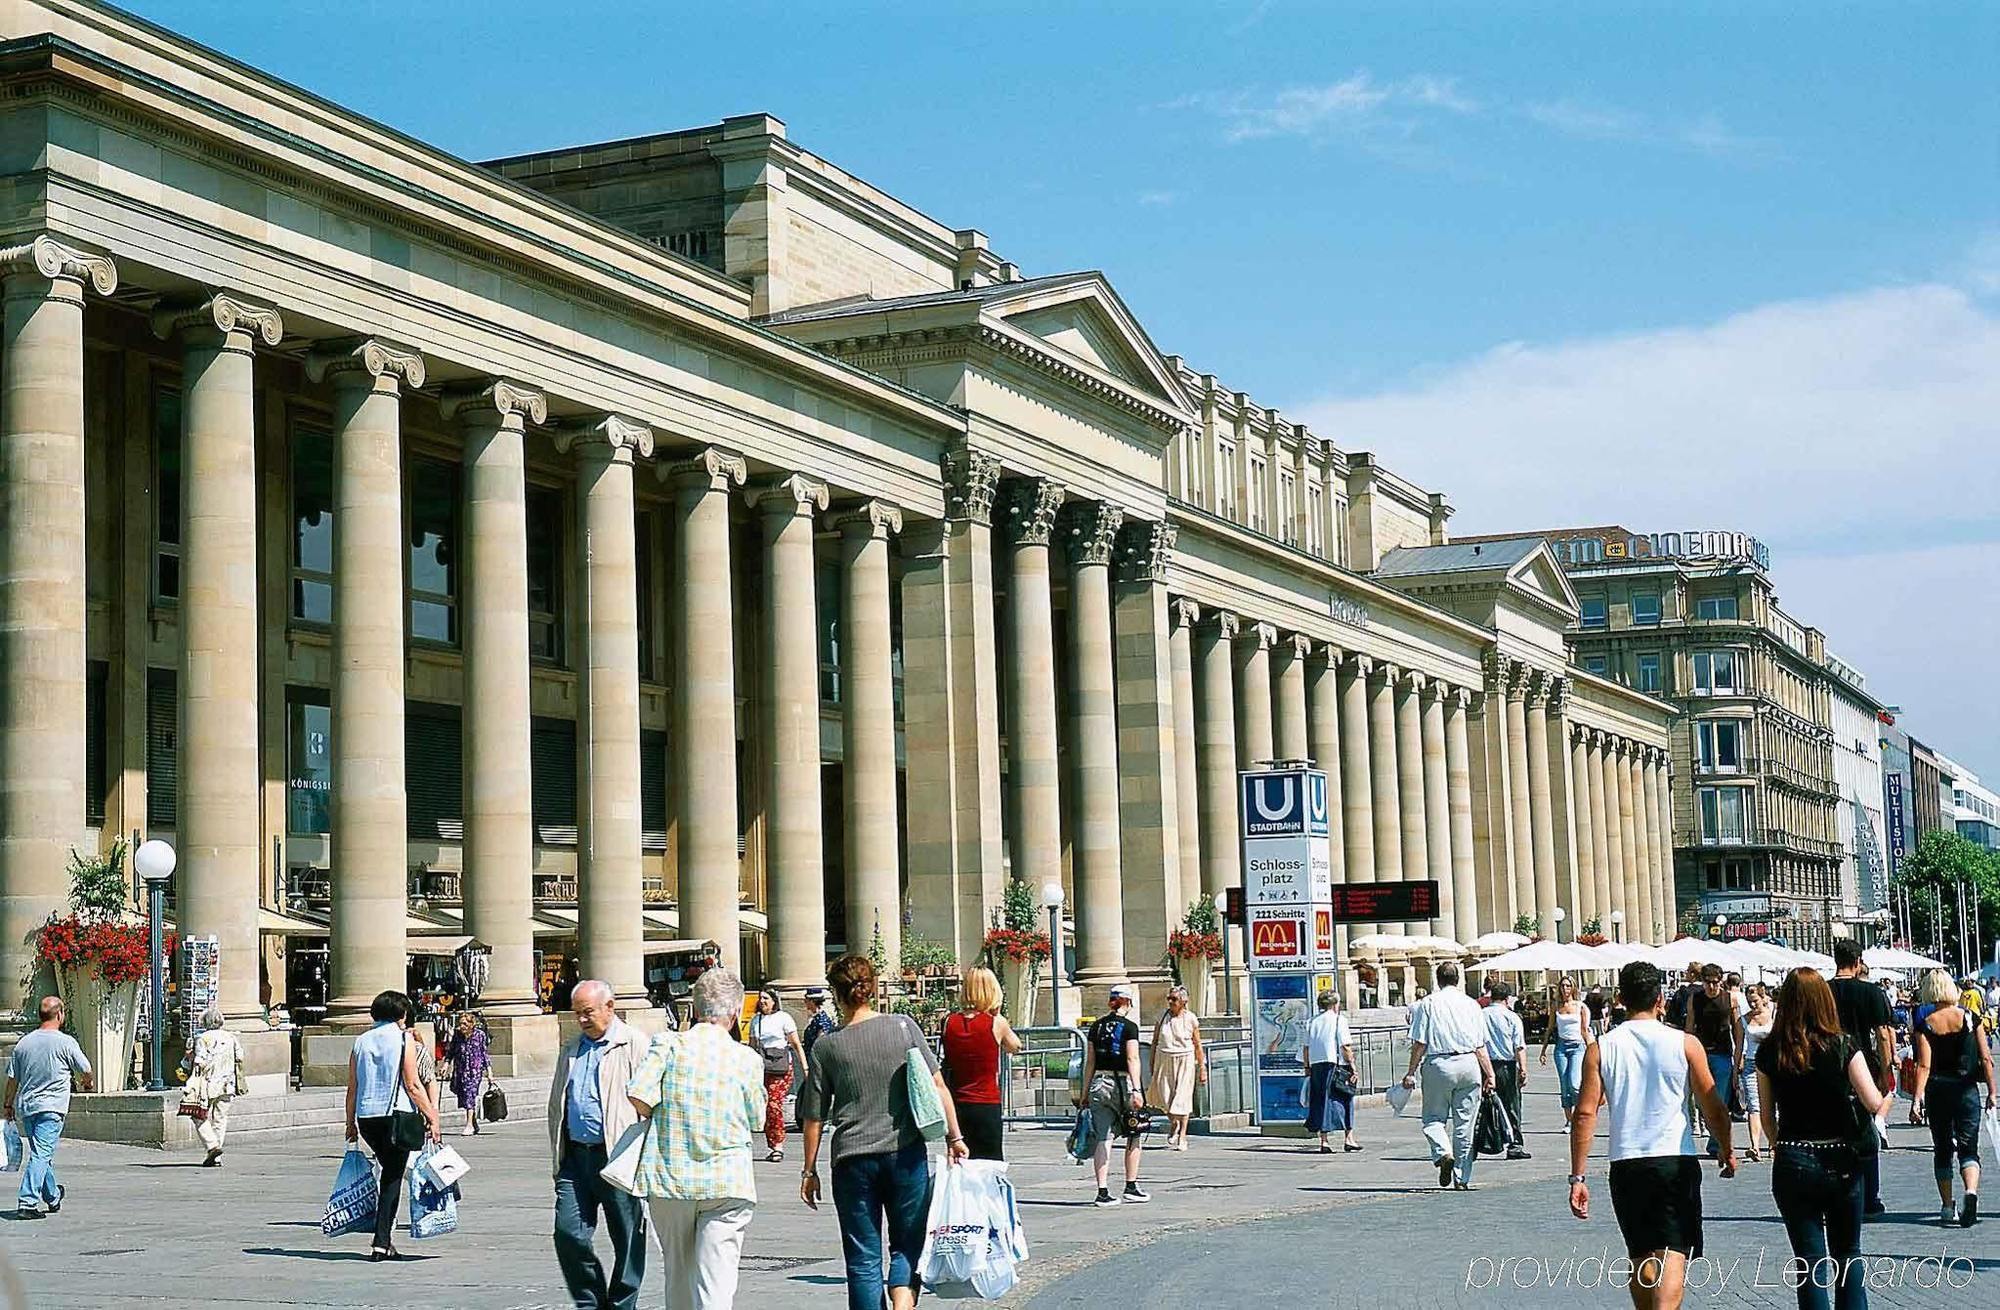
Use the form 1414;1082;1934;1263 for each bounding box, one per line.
120;2;2000;777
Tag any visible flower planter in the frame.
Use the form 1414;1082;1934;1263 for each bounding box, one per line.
54;969;141;1094
998;958;1038;1027
1176;954;1215;1015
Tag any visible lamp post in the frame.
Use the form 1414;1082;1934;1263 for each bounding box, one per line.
1712;914;1728;942
1610;909;1624;945
1041;881;1065;1030
1553;906;1568;944
134;839;177;1093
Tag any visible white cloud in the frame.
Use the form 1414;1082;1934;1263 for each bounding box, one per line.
1296;277;2000;772
1137;189;1181;207
1525;99;1778;161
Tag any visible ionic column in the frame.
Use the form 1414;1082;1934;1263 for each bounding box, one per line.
1339;654;1376;891
0;240;111;1013
1395;673;1429;917
1525;672;1560;934
1169;599;1204;918
1067;501;1126;982
308;338;424;1021
839;500;904;971
1307;643;1350;958
1614;741;1642;940
1653;756;1678;935
1630;747;1656;944
752;474;830;987
1587;732;1614;931
1419;680;1453;942
1272;633;1310;762
559;416;656;1001
152;294;279;1025
1112;520;1180;975
1000;478;1065;900
1569;726;1599;932
1598;736;1627;933
1444;690;1478;945
1367;663;1403;889
664;444;747;973
1235;621;1276;767
1501;662;1536;930
1194;613;1240;900
444;379;546;1012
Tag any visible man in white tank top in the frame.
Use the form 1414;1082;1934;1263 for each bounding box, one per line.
1567;962;1735;1310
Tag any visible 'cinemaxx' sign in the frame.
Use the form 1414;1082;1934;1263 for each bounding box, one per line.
1551;529;1771;571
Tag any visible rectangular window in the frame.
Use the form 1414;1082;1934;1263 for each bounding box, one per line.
291;424;334;624
1306;485;1323;555
1692;649;1739;695
527;485;564;665
634;509;653;681
640;728;668;853
1248;458;1267;530
531;716;578;846
1635;652;1662;694
1699;786;1747;843
1215;441;1235;518
407;457;459;645
152;384;182;602
1277;471;1296;543
818;557;843;705
85;660;108;826
1703;861;1721;891
287;687;332;835
1579;595;1607;629
406;702;463;841
1631;591;1661;626
1696;719;1742;772
1696;595;1739;621
1583;653;1609;676
146;667;177;828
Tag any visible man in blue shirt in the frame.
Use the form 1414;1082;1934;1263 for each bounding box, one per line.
547;979;649;1309
3;996;94;1218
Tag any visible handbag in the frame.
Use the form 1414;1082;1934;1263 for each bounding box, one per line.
598;1119;650;1197
1327;1063;1358;1098
481;1077;509;1123
762;1047;793;1079
905;1035;947;1142
178;1073;211;1122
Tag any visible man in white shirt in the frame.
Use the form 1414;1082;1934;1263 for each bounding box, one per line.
1400;962;1496;1188
1482;982;1530;1160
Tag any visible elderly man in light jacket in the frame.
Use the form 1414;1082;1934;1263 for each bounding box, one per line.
548;979;650;1310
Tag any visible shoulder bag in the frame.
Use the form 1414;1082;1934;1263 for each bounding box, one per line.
904;1020;947;1141
481;1076;509;1123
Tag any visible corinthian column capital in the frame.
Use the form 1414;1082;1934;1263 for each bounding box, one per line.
1064;500;1124;567
941;447;1001;524
747;473;830;519
440;378;547;430
151;293;284;351
1545;674;1570;716
836;498;904;540
306;337;425;390
1000;477;1066;545
1114;518;1175;584
663;444;748;494
0;235;116;295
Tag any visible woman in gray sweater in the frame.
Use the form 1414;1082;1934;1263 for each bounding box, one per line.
799;954;968;1310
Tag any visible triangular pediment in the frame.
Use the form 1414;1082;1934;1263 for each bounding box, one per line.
1504;544;1580;618
976;273;1191;416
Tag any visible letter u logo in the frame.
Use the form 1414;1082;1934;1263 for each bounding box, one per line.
1254;778;1295;821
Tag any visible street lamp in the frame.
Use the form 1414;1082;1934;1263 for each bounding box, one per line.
133;839;176;1093
1712;914;1728;942
1041;881;1065;1029
1552;906;1568;943
1610;909;1624;945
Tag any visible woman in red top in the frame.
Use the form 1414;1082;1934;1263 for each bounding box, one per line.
941;966;1024;1160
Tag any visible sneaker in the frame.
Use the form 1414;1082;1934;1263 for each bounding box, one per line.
1093;1189;1119;1208
1438;1158;1454;1188
1961;1194;1979;1228
1122;1183;1150;1204
1941;1204;1958;1227
1864;1200;1887;1219
1506;1147;1533;1160
46;1186;61;1214
13;1206;41;1220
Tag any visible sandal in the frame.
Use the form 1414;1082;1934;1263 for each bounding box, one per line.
765;1149;784;1163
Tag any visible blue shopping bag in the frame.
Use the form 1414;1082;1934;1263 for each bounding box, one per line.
3;1119;21;1172
321;1148;378;1237
408;1146;460;1240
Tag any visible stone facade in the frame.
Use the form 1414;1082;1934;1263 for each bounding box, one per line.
0;4;1675;1068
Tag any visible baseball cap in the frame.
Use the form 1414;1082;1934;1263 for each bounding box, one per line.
804;987;829;1001
1108;984;1137;1003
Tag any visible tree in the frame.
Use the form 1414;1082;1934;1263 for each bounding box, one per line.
1891;830;2000;968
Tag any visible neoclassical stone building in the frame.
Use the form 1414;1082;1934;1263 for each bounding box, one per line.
0;3;1674;1079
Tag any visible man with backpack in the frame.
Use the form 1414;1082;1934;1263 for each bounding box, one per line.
1074;986;1148;1207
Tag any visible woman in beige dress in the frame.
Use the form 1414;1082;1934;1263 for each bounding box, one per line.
1147;986;1207;1150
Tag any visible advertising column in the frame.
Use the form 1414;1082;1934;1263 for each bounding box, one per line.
1241;766;1335;1129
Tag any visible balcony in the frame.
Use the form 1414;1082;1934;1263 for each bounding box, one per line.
1746;756;1838;797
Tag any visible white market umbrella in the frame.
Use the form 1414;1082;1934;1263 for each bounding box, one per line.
1644;937;1753;972
1470;930;1530;952
1466;939;1600;973
1408;935;1468;955
1345;933;1404;953
1864;946;1949;973
1583;941;1646;969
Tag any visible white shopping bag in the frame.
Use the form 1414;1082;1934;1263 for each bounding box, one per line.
421;1143;470;1190
1386;1081;1414;1116
2;1119;20;1172
922;1161;1025;1301
1985;1103;2000;1171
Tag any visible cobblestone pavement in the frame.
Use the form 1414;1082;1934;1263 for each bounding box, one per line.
0;1085;1990;1308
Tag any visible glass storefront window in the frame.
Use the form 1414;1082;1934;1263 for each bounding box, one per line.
527;485;564;664
153;383;182;602
408;457;459;644
288;688;331;835
291;424;334;623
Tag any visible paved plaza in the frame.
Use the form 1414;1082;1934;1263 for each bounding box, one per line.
0;1085;1990;1308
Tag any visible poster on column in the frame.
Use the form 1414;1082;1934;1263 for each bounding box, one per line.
1252;972;1311;1123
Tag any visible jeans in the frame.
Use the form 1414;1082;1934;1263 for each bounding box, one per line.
1704;1055;1733;1154
1924;1079;1982;1182
831;1143;933;1310
16;1112;63;1210
1554;1041;1585;1110
1771;1142;1867;1310
354;1117;410;1250
555;1142;648;1310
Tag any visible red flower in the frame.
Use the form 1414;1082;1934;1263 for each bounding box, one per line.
1167;929;1223;962
981;927;1052;964
34;914;167;986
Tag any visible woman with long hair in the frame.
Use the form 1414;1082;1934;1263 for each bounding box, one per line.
1755;968;1888;1310
1740;984;1774;1164
746;987;807;1162
1538;975;1594;1125
1909;967;1996;1227
940;966;1022;1161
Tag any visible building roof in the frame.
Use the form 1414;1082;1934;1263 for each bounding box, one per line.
1374;538;1544;578
758;272;1098;325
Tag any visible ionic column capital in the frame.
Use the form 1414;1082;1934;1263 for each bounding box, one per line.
1451;686;1474;711
306;336;425;390
1115;518;1175;584
662;443;747;495
941;447;1001;524
1063;500;1124;568
1238;619;1277;653
747;473;830;519
1205;612;1241;642
1422;677;1452;705
0;235;116;296
1280;631;1313;661
1369;660;1400;688
1000;477;1066;545
151;293;284;353
556;413;656;464
440;378;547;432
836;498;904;540
1346;651;1375;679
1169;596;1201;630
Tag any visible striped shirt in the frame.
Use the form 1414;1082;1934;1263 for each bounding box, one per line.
624;1022;764;1201
797;1012;938;1166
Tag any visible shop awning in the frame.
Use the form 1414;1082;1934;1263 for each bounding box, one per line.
258;906;329;936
